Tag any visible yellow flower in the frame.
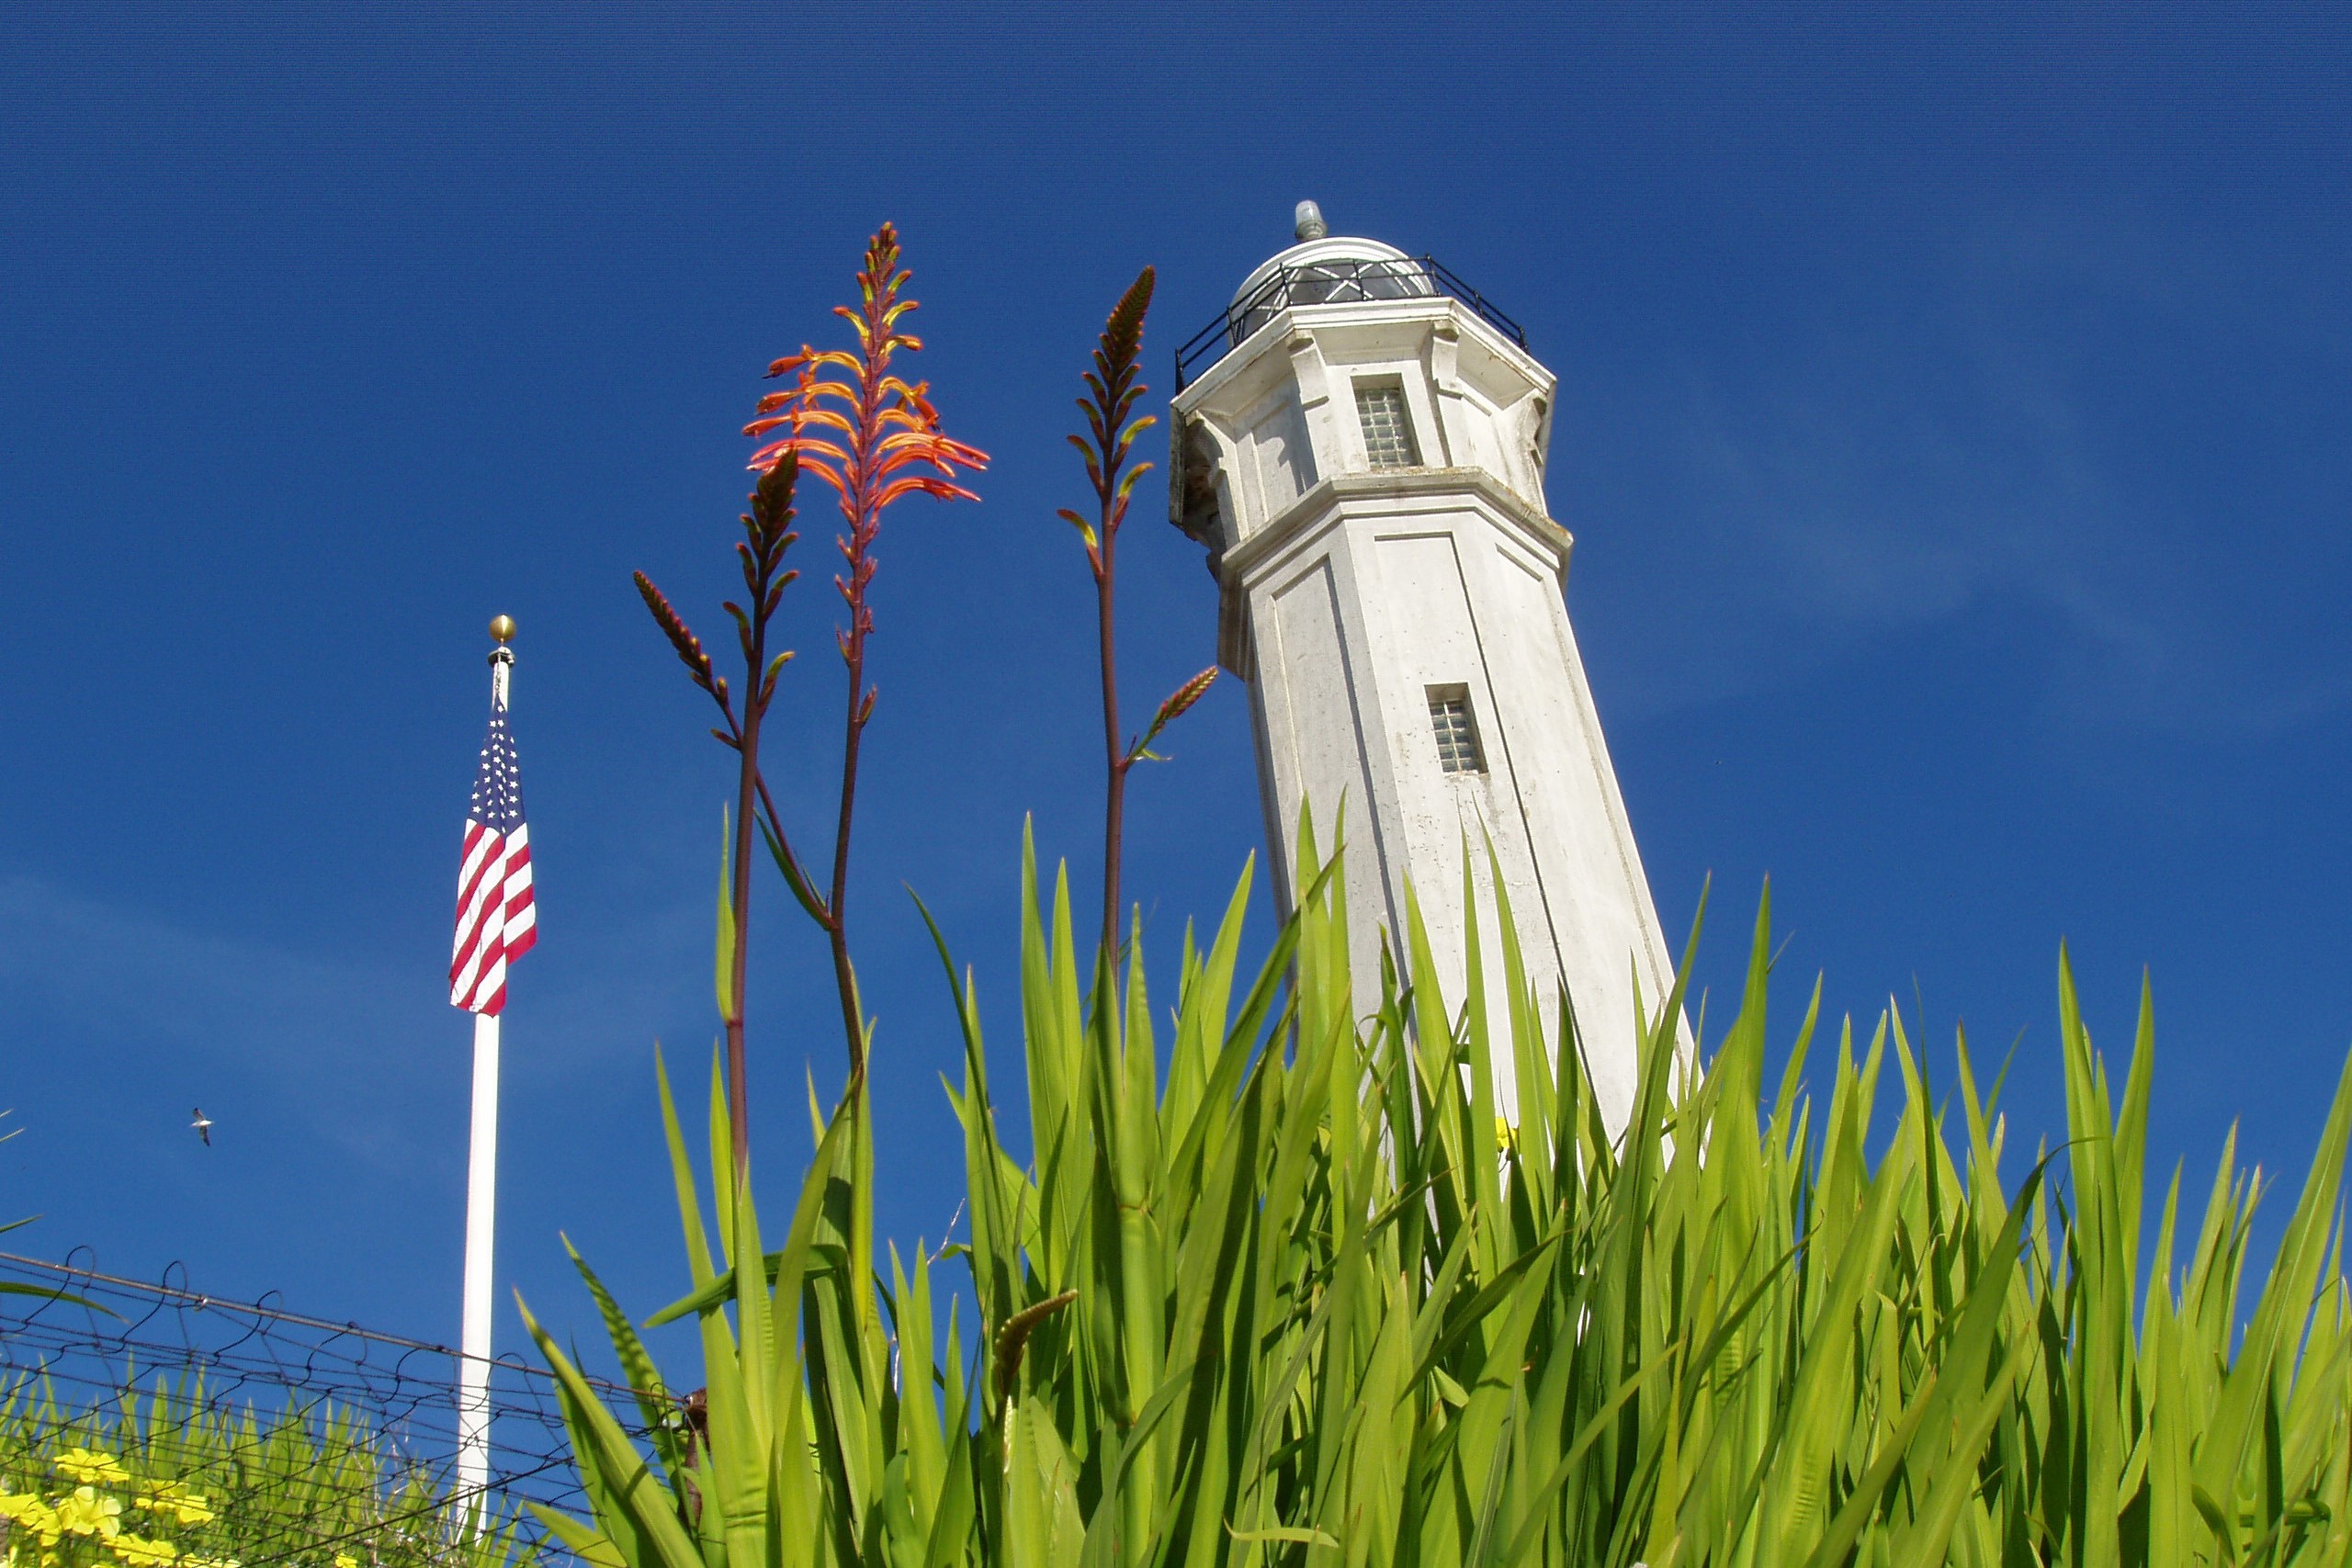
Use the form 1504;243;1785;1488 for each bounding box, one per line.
53;1451;130;1488
0;1496;62;1546
56;1486;122;1540
112;1536;178;1568
334;1554;359;1568
134;1487;211;1529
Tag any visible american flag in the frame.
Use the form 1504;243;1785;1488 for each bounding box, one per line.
449;690;535;1015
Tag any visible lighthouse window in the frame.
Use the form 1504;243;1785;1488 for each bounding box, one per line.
1428;686;1485;773
1355;380;1421;468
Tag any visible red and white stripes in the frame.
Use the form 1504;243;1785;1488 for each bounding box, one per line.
450;821;533;1015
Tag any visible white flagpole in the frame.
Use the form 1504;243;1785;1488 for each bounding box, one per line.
457;1008;500;1498
456;620;514;1503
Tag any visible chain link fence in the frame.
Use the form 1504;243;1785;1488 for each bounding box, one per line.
0;1250;668;1568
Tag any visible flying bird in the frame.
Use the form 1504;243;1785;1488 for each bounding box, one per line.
190;1109;213;1147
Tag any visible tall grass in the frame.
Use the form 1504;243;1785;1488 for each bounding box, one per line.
529;818;2352;1565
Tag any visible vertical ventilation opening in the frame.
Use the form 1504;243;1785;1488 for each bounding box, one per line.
1428;685;1485;774
1355;379;1421;468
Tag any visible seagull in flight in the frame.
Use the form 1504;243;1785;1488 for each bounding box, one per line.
190;1109;213;1147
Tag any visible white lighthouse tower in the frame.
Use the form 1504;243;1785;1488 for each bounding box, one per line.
1168;202;1679;1130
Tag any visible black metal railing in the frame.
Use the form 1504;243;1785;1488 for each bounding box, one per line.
1174;254;1526;389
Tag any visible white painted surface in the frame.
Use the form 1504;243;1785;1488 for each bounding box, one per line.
457;1006;499;1498
1171;231;1683;1132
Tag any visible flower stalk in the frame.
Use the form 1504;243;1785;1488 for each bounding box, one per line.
1060;266;1216;959
745;223;988;1077
633;223;983;1159
633;451;798;1176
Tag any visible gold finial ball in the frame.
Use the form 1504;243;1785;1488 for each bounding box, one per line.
489;615;516;645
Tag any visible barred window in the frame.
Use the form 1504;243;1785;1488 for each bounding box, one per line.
1429;687;1484;773
1356;381;1421;468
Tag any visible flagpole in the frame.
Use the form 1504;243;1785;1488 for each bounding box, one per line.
457;1008;500;1498
456;615;514;1502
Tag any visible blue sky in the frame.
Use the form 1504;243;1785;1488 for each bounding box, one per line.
2;1;2346;1370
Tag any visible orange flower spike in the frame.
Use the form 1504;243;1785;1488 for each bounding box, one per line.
874;475;980;509
748;406;857;442
745;221;987;673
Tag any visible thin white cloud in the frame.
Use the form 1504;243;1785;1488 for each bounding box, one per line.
1580;207;2351;740
0;874;703;1171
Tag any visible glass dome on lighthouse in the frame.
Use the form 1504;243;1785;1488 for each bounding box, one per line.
1174;200;1527;392
1222;201;1437;346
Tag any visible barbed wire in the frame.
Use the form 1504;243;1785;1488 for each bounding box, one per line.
0;1250;677;1568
